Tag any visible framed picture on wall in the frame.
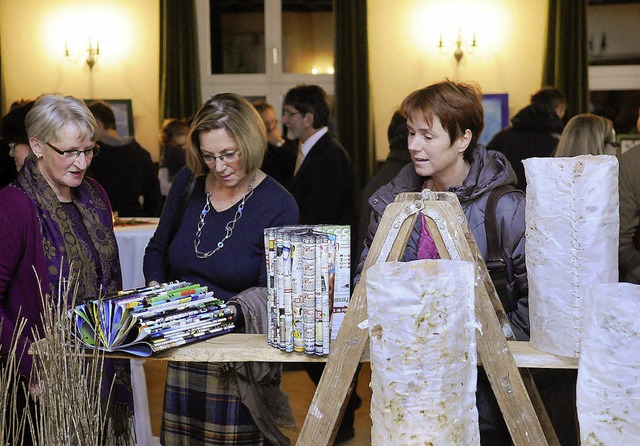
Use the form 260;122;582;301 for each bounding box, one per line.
617;134;640;155
479;93;509;146
84;99;134;138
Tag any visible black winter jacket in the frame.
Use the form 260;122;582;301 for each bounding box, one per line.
487;104;563;192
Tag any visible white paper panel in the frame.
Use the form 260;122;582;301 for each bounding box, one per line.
577;283;640;445
365;259;479;446
523;155;619;357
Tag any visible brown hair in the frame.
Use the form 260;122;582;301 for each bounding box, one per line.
159;118;189;145
401;80;484;161
186;93;266;176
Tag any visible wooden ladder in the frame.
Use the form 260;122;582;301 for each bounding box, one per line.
295;191;559;446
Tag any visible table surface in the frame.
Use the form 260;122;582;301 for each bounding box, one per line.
114;218;159;290
82;334;579;369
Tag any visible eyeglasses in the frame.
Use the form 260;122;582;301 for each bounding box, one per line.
605;140;620;148
46;142;100;159
201;150;241;164
282;110;302;118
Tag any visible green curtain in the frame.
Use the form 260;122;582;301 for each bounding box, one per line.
160;0;201;121
334;0;375;210
542;0;589;118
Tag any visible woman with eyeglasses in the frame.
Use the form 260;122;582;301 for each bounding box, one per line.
144;92;298;445
0;93;133;444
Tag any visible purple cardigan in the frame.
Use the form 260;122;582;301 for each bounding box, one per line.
0;181;116;376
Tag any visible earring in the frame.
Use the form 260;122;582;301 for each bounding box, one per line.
35;154;42;159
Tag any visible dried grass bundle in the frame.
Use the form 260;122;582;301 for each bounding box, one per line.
28;271;130;446
0;317;29;446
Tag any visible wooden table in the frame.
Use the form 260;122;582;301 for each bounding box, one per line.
93;334;579;369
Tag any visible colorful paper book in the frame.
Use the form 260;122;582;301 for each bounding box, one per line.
70;281;235;356
264;225;351;356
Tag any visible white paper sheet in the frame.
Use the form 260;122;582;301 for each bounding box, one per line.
577;283;640;445
365;259;479;446
523;155;618;357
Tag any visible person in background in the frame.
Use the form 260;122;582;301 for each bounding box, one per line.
143;93;298;445
158;117;189;197
87;100;161;217
280;84;359;443
554;113;617;157
619;111;640;283
487;86;567;191
357;80;530;445
0;94;133;444
281;84;355;226
0;100;35;188
252;100;297;187
357;109;411;259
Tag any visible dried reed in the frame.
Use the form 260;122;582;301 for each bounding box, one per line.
28;272;130;446
0;317;28;446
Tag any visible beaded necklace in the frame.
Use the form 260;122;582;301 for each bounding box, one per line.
194;174;256;259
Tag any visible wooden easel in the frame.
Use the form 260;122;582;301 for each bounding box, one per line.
295;191;560;446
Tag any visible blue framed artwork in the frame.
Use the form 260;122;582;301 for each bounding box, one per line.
84;99;134;138
479;94;509;146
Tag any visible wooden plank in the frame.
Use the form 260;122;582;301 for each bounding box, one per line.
295;201;420;445
32;336;578;368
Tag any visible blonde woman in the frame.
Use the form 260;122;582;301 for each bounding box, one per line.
554;113;617;157
144;93;298;445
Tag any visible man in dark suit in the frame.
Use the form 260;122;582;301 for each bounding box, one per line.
281;85;359;443
281;85;354;226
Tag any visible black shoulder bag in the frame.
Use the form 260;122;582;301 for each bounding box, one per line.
484;184;522;313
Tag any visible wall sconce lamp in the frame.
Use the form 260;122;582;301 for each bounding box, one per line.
439;29;477;65
65;39;100;70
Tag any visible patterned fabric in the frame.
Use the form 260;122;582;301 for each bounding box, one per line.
13;156;132;441
417;180;442;260
418;213;441;260
15;156;120;300
162;361;271;446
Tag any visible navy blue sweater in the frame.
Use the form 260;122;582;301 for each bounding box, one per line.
144;168;298;301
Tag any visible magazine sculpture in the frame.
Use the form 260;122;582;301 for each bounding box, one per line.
70;281;235;356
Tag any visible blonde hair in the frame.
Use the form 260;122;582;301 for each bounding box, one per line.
554;113;615;157
186;93;266;176
26;94;96;143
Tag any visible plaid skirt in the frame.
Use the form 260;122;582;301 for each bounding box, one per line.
161;361;270;446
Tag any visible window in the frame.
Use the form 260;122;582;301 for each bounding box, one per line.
196;0;334;117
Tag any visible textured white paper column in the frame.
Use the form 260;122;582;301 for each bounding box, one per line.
577;283;640;445
365;259;479;446
523;155;618;357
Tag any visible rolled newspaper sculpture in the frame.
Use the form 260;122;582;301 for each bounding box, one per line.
523;155;618;357
365;259;479;446
577;283;640;444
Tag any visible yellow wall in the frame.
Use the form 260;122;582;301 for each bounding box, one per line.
0;0;160;159
1;0;549;162
368;0;548;159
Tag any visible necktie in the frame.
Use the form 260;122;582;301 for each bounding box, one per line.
294;147;304;175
